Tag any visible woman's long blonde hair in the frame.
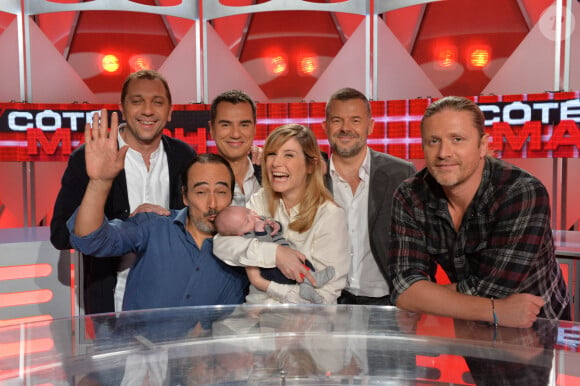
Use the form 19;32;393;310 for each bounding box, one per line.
262;124;334;233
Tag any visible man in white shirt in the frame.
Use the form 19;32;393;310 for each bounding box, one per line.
322;88;416;305
209;90;262;206
51;70;196;314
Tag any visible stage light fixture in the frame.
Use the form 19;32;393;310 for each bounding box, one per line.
101;54;120;73
298;55;318;75
469;48;490;68
129;55;152;72
271;55;288;75
436;46;457;68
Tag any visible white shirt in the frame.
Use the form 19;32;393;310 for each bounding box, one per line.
122;136;170;212
114;129;170;312
232;157;262;207
330;148;389;298
213;188;351;304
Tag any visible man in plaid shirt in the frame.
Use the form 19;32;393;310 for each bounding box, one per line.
387;96;570;328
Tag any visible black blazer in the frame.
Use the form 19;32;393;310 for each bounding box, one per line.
325;149;416;280
50;135;196;314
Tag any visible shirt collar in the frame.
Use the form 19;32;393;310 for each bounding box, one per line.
173;207;189;229
470;156;492;205
329;147;371;181
242;156;256;182
279;199;300;220
360;148;371;177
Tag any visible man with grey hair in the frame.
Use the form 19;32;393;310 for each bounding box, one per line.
387;96;570;327
322;87;416;305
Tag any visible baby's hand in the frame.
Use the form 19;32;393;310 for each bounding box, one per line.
254;219;266;233
265;220;281;235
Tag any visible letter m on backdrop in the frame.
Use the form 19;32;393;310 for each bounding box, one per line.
27;128;71;157
490;121;542;152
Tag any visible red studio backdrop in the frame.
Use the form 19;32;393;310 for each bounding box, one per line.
1;91;579;162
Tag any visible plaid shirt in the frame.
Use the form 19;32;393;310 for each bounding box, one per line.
387;157;569;319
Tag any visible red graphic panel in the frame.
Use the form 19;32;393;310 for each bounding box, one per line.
0;92;578;161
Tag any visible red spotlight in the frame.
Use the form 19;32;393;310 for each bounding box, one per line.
436;46;457;68
129;55;152;72
101;54;120;73
469;47;490;68
271;55;288;75
298;55;318;75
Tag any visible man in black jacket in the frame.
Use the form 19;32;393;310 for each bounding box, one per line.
50;70;196;315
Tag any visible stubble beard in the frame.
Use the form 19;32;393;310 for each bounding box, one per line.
330;134;365;158
191;208;219;234
432;172;462;188
429;161;467;188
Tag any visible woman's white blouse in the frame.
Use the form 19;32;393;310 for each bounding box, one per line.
213;188;351;304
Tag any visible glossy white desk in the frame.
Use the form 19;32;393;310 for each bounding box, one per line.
1;305;579;385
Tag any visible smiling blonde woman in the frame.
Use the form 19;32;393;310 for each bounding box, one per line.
214;124;351;304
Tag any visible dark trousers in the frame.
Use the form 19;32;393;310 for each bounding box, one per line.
82;254;117;314
337;289;392;306
260;259;316;285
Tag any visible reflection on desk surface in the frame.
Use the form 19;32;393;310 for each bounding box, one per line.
554;230;580;257
0;304;579;385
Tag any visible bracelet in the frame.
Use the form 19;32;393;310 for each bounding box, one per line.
491;298;498;327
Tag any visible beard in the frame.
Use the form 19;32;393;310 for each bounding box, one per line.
431;171;462;187
191;208;218;234
330;131;365;158
428;158;481;189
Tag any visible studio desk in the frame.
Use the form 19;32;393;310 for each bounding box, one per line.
0;229;580;385
1;304;580;385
